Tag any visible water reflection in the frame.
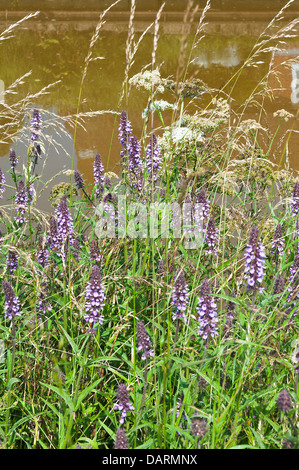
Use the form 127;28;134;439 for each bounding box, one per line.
0;4;298;212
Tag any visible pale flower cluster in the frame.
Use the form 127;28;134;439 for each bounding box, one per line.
142;99;177;118
129;69;165;93
273;109;294;122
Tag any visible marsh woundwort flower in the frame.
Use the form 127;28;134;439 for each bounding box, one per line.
55;197;74;247
146;133;162;182
128;135;142;188
89;239;101;263
277;389;292;412
9;149;18;170
31;108;42;143
115;428;129;449
197;279;218;342
119;110;132;162
37;236;50;269
15;180;29;225
244;226;266;290
2;280;21;320
85;265;105;325
287;255;299;301
137;321;154;360
114;383;134;425
291;181;299;217
93;153;105;198
48;216;59;251
0;168;5;199
273;274;285;295
37;283;52;317
6;250;18;274
171;270;189;323
271;223;285;255
72;237;81;261
204;216;218;255
74;169;84;190
191;417;207;439
196;189;210;222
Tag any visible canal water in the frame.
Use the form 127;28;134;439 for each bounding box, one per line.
0;1;298;210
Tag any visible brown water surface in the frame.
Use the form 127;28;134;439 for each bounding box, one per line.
0;1;298;210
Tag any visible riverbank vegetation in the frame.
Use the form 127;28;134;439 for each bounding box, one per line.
0;0;298;449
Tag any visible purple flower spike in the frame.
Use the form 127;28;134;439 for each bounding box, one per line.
48;216;59;251
93;153;105;198
128;135;142;188
89;239;101;263
291;181;299;217
55;197;74;247
85;265;105;325
196;189;210;222
277;389;292;412
30;108;42;143
74;169;84;189
119;110;132;160
171;270;189;323
204;216;218;255
146;133;161;182
0;168;6;199
114;383;134;425
287;255;299;301
197;279;218;342
9;149;18;170
271;223;285;255
37;283;52;317
115;428;129;449
6;250;18;274
137;321;154;360
2;280;21;320
15;180;28;224
244;226;266;290
37;236;50;268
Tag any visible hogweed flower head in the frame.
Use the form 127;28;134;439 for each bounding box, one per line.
271;223;285;255
137;321;154;360
85;265;105;325
115;428;129;449
0;168;5;199
277;389;292;412
146;133;162;182
93;153;105;198
244;226;266;290
197;279;218;342
2;280;21;320
114;383;134;425
291;181;299;217
171;270;189;323
6;250;18;274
